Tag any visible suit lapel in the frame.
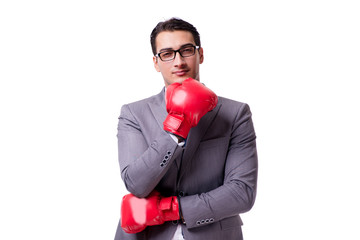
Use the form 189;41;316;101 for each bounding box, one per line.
148;88;167;130
178;101;222;182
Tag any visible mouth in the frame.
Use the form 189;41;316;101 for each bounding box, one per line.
173;70;189;77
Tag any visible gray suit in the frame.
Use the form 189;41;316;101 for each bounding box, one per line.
115;88;258;240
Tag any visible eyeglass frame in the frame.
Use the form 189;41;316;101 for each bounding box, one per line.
155;45;200;62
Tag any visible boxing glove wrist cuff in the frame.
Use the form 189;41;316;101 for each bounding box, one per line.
159;196;180;222
163;114;191;139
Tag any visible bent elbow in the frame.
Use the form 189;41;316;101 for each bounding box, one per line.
121;173;153;198
122;178;151;198
240;186;257;213
229;180;257;213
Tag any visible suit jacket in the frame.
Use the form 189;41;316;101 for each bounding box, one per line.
115;88;258;240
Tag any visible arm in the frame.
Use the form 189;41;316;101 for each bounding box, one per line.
180;103;258;229
117;104;183;198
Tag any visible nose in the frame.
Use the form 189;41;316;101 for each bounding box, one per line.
173;52;186;66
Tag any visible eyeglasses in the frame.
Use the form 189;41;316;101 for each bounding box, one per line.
155;45;200;62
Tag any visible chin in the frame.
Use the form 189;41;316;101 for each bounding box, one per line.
171;78;187;85
177;76;195;82
165;77;196;87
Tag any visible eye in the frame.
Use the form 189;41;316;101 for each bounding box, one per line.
181;47;193;53
160;51;174;58
180;47;195;56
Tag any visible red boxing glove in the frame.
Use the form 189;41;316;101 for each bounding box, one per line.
164;78;218;139
120;191;180;234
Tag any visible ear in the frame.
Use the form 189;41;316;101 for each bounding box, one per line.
199;47;204;64
153;56;161;72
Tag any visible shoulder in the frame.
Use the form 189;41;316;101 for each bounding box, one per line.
126;93;160;108
216;96;254;127
120;89;164;114
218;96;251;113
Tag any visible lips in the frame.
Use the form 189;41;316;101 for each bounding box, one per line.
173;70;189;76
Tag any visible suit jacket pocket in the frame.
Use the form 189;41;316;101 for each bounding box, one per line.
219;215;243;230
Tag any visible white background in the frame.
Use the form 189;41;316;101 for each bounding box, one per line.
1;0;359;239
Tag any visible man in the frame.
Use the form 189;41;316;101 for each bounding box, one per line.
114;18;258;240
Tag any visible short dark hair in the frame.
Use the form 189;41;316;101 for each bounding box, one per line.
150;18;201;55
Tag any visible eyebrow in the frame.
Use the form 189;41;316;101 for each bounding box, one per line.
159;43;195;53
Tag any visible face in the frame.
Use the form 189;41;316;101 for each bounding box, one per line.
153;30;204;87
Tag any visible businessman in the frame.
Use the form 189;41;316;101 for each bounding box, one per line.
115;18;258;240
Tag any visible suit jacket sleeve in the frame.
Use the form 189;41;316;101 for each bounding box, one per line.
180;103;258;229
117;104;183;198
